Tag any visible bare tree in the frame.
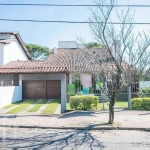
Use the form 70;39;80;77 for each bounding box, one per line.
87;0;150;123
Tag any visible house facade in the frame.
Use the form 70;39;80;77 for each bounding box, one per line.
0;32;67;112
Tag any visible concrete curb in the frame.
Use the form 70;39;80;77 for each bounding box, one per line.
0;125;149;131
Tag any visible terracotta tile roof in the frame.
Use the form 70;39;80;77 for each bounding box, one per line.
0;61;67;73
47;48;113;73
0;48;122;74
0;32;32;60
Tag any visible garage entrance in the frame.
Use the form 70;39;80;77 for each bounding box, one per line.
22;80;61;99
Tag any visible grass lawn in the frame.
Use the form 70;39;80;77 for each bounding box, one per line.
28;99;48;112
42;99;60;114
106;101;128;108
3;100;25;109
7;99;36;114
98;103;108;110
66;102;72;111
115;101;128;108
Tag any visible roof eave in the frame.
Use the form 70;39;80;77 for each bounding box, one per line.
0;32;32;60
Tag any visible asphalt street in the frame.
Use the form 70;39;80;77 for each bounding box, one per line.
0;128;150;149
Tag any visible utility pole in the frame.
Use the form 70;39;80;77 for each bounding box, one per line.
128;86;132;110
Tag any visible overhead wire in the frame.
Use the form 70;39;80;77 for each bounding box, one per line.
0;4;150;7
0;19;150;24
1;3;150;24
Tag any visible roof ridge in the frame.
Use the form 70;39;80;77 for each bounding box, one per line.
0;32;32;60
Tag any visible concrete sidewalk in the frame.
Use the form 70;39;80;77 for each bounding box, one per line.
0;109;150;130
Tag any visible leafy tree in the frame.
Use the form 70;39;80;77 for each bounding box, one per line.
85;42;105;48
87;0;150;124
25;43;50;60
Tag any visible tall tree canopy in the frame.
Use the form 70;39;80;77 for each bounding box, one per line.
85;42;105;48
25;43;50;60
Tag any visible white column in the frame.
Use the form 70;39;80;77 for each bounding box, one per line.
61;74;67;113
69;74;72;84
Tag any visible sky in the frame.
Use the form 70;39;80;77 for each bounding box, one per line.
0;0;150;49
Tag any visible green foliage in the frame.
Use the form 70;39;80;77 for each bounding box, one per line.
85;42;105;48
137;87;150;98
131;97;150;110
7;99;36;114
106;101;128;108
3;100;25;109
28;99;48;112
89;87;94;94
25;43;50;60
42;99;60;114
69;96;99;110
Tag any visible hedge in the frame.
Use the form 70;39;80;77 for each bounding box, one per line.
131;97;150;110
69;96;99;110
137;87;150;98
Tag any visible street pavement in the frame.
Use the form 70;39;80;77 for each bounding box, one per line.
0;128;150;149
0;109;150;129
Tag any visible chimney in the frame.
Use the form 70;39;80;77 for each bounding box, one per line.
58;41;77;49
54;47;57;54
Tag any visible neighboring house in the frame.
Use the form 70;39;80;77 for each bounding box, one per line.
0;32;31;66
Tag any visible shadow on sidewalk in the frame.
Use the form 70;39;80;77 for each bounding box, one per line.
88;123;112;128
0;114;60;119
139;112;150;115
59;109;126;119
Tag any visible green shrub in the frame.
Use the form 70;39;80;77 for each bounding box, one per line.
69;96;99;110
137;87;150;98
131;97;150;110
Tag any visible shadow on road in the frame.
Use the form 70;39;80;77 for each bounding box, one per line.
0;129;105;149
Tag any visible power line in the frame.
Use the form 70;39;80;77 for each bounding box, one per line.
1;18;150;24
0;4;150;7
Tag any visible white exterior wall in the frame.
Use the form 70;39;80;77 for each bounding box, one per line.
20;73;67;113
0;45;3;66
0;34;28;65
139;81;150;89
0;86;22;109
3;35;28;65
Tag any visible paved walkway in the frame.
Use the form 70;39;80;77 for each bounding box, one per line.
19;99;42;114
0;109;149;129
35;99;52;114
54;104;61;114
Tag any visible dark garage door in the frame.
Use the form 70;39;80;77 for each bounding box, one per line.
22;80;61;99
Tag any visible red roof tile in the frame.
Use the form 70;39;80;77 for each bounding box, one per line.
47;48;113;73
0;67;67;73
0;48;127;74
0;61;67;73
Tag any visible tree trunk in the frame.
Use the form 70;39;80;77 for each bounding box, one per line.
108;99;115;124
